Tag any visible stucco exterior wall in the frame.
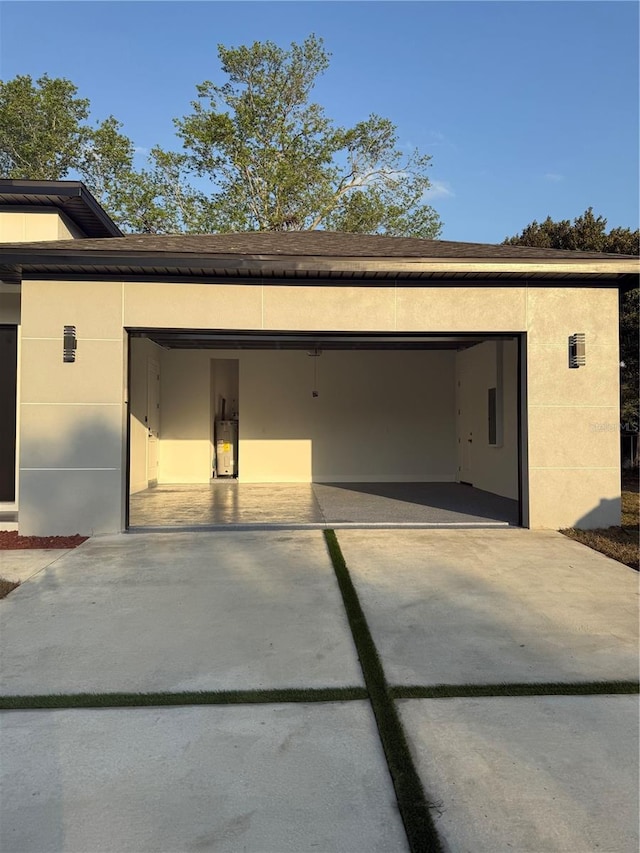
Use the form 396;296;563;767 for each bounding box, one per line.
0;209;85;242
525;287;620;529
122;281;529;334
13;277;622;533
18;280;125;535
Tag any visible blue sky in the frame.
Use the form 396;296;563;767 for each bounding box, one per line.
1;1;638;242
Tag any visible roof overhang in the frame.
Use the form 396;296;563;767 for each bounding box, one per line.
0;249;637;287
0;180;123;238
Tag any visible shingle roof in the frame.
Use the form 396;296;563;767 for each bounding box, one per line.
1;230;637;260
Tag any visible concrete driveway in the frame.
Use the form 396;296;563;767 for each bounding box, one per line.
1;529;638;852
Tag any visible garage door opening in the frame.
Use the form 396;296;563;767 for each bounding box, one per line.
126;331;525;529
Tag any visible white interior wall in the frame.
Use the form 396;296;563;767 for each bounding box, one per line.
129;336;163;493
158;349;213;483
455;340;519;499
154;347;457;484
211;359;239;422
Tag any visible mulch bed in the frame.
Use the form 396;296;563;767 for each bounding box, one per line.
0;531;88;551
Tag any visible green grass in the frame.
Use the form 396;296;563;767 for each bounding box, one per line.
560;470;639;571
0;578;20;599
324;529;443;853
0;686;367;711
5;681;632;712
390;681;640;700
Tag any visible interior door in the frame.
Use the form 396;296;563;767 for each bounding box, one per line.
146;358;160;485
456;375;474;485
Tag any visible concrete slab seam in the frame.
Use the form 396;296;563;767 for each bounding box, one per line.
323;529;444;853
0;687;369;711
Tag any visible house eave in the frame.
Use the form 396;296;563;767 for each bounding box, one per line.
0;180;123;238
0;248;638;282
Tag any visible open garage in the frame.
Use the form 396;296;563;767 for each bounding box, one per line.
127;331;522;528
2;180;635;536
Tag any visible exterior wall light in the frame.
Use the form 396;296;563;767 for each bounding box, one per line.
63;326;77;363
569;333;586;368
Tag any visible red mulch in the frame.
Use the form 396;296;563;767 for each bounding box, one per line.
0;531;89;550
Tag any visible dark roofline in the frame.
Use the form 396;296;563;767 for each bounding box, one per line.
0;212;637;287
0;179;123;238
1;230;638;261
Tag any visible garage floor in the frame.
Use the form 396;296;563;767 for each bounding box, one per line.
128;481;519;529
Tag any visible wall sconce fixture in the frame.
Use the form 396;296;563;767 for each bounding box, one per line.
63;326;77;363
569;332;585;368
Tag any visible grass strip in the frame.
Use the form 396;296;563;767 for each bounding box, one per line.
0;686;367;711
0;578;20;600
323;529;443;853
391;681;640;700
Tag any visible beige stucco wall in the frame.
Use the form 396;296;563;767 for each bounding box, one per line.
13;276;622;533
122;281;529;334
122;279;624;528
525;287;620;529
0;209;85;242
18;280;125;535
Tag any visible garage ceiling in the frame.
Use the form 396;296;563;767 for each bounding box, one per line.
130;330;517;350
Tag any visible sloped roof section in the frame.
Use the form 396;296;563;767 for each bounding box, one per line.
1;227;638;288
1;229;638;260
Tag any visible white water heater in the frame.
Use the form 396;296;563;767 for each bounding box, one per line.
215;420;237;476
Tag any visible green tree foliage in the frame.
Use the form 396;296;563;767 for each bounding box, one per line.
504;208;639;255
620;288;639;431
164;35;441;235
505;210;639;431
1;38;441;237
0;74;91;180
0;74;137;208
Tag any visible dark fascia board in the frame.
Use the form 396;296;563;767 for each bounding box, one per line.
6;272;639;291
0;179;122;238
0;246;638;275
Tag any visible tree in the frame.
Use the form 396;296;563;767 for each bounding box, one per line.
620;288;639;432
0;73;148;223
2;40;442;237
0;74;92;180
0;74;188;233
165;35;441;236
505;210;639;433
504;208;639;254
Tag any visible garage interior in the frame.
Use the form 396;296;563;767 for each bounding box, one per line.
127;331;522;529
